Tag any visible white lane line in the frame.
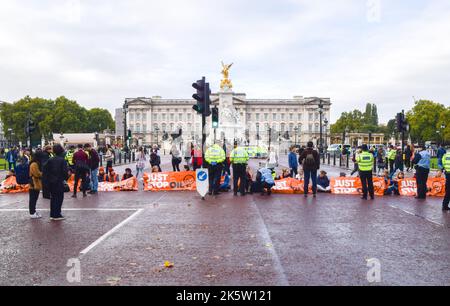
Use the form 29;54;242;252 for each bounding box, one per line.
252;199;290;286
79;209;144;256
389;205;444;227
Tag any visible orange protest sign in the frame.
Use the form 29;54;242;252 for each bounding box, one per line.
427;178;446;197
330;177;386;196
98;177;138;192
272;178;311;194
398;178;417;196
0;176;29;194
143;171;196;192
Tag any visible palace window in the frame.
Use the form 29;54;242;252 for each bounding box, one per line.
309;113;313;121
129;113;134;121
298;113;302;121
264;113;268;121
256;113;260;120
129;124;134;132
308;124;312;132
142;113;147;121
143;124;147;132
136;124;141;133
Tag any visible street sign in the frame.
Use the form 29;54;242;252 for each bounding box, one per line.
196;168;209;199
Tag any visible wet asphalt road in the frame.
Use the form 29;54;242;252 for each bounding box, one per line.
0;156;449;286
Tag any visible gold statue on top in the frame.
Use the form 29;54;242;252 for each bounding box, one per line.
220;61;233;90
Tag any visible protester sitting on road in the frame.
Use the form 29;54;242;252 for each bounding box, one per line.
219;171;231;192
386;171;403;196
152;166;161;173
257;167;275;196
150;149;162;172
435;170;443;178
246;166;253;194
105;169;120;182
279;168;292;179
339;172;347;177
98;167;106;183
317;171;331;193
5;169;15;180
122;168;134;181
295;168;304;181
183;165;190;171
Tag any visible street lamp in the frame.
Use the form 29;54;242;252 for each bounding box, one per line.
441;124;446;145
155;127;160;147
368;131;372;147
7;128;12;147
324;119;329;149
268;127;272;151
294;126;298;146
123;100;129;150
318;100;324;154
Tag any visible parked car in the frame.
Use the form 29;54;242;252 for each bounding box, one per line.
327;144;351;154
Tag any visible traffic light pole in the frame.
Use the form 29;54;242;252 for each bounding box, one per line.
202;111;206;168
401;109;405;158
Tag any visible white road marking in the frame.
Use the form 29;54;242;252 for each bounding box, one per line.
0;208;141;212
389;205;444;227
79;209;144;256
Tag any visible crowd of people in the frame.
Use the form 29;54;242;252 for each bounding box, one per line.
1;138;449;221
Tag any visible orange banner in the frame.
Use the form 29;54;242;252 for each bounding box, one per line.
272;178;311;194
98;177;138;192
398;178;446;197
0;176;29;194
143;171;197;192
330;177;386;196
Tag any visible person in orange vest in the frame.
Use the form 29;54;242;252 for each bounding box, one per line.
98;167;106;183
122;168;134;181
105;168;119;182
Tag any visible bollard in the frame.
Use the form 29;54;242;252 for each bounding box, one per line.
333;152;336;166
119;152;122;164
132;152;135;162
339;153;342;167
328;153;330;165
346;153;350;169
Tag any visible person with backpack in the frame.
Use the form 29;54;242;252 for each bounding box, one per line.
29;153;43;219
84;143;100;195
43;144;69;221
72;144;89;198
15;157;30;186
299;141;320;198
104;145;114;175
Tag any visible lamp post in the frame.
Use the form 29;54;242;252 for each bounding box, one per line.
123;100;129;150
256;125;260;148
268;127;272;151
324;119;328;149
294;127;298;146
318;100;324;154
155;127;160;147
7;128;12;147
368;131;372;147
441;124;446;145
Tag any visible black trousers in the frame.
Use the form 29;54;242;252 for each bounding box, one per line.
232;164;247;195
359;170;374;198
416;167;430;199
443;173;450;208
29;189;40;215
50;183;64;218
106;161;113;174
389;160;395;174
74;168;88;195
172;159;180;172
208;164;223;194
42;178;51;199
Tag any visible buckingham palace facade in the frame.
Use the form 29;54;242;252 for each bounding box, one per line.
116;92;331;149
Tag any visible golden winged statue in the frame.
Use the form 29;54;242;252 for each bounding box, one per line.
220;61;233;89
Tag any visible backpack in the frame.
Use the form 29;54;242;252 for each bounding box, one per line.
303;153;316;168
16;162;30;185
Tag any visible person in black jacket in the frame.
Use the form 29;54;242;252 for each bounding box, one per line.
85;144;100;195
299;141;320;197
43;144;69;221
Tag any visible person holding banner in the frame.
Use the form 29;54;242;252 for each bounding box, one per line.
230;144;249;196
205;143;226;196
413;145;431;200
442;150;450;211
357;144;375;200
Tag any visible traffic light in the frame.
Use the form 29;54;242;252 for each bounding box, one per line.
127;129;132;140
396;112;407;132
212;107;219;128
192;77;211;116
25;118;36;136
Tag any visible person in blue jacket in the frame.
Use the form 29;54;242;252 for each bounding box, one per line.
6;147;19;170
288;146;299;178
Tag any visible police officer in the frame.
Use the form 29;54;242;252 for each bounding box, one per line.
413;144;431;200
387;144;396;175
65;145;76;172
205;143;226;196
230;144;249;196
357;144;375;200
442;150;450;211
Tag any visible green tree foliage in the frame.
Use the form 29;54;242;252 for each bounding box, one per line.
331;103;380;133
0;96;115;144
406;100;450;143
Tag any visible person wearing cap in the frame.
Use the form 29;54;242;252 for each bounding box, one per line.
413;144;431;199
357;144;375;200
441;149;450;211
230;144;249;196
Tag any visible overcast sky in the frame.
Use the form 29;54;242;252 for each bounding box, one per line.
1;0;449;123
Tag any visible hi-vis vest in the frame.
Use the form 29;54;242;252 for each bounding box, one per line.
357;151;374;171
388;149;396;161
205;145;226;164
443;153;450;172
65;150;74;166
230;147;249;164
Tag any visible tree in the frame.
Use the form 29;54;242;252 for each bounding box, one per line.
0;96;115;146
406;100;447;143
331;110;365;133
